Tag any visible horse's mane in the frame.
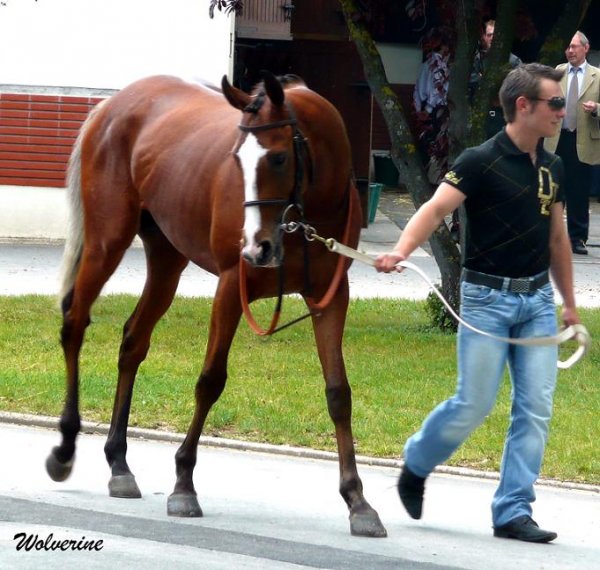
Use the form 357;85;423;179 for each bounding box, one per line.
276;74;306;89
245;74;307;114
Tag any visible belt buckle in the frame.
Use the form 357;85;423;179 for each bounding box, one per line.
510;278;532;294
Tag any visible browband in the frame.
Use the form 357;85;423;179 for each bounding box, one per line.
238;118;297;133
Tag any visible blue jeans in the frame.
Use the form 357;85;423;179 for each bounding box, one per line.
404;280;558;527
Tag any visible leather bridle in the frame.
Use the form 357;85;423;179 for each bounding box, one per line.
237;101;353;335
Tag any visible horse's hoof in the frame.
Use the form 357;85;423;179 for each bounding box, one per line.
109;474;142;499
45;453;74;482
167;493;203;517
349;510;388;538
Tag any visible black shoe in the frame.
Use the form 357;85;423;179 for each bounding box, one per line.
493;515;557;543
397;465;426;519
571;241;588;255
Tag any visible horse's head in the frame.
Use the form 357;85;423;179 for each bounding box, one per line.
222;72;307;268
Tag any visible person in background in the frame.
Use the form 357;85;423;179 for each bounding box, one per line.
469;19;523;138
413;27;453;188
544;31;600;255
448;20;523;241
375;63;580;543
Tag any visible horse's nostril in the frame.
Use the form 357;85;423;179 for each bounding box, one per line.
258;240;273;264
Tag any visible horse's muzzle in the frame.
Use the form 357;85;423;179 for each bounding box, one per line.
241;239;281;268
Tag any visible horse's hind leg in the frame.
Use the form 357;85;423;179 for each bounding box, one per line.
47;233;136;482
167;269;242;517
104;215;188;498
309;280;387;538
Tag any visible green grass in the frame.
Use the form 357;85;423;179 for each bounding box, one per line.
0;294;598;484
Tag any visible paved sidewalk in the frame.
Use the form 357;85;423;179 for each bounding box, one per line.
2;188;600;306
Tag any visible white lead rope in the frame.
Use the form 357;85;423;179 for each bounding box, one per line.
327;239;591;370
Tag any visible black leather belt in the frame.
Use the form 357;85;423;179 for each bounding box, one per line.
462;269;549;294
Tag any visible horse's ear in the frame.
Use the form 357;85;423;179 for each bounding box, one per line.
221;75;252;110
261;70;285;108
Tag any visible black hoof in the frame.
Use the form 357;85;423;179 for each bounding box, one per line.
167;493;203;517
349;509;387;538
46;452;74;482
109;474;142;499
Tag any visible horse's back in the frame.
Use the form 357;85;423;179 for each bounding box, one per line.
87;75;238;181
78;76;243;268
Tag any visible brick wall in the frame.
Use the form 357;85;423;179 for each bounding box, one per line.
0;94;103;187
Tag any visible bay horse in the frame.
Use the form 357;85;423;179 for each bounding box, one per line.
46;72;386;538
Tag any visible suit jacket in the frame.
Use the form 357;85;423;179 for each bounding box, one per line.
544;62;600;165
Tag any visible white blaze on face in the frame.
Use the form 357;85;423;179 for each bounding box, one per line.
237;134;267;252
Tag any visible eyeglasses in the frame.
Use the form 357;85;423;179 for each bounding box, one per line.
529;96;566;110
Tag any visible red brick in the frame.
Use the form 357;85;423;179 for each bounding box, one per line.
0;142;73;155
0;93;32;102
0;134;76;147
0;109;29;120
0;100;30;111
0;176;65;188
29;94;61;103
0;151;68;164
0;159;65;171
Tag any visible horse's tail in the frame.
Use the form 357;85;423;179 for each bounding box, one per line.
58;101;105;303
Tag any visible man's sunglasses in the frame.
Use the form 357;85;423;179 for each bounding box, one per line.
529;96;566;110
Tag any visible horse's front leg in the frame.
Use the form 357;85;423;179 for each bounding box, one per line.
167;270;242;517
310;279;387;538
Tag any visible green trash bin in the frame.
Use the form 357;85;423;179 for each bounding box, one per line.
368;183;383;223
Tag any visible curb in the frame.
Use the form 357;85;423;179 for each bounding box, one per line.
1;410;598;495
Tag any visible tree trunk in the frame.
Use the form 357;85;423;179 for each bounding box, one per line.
466;0;519;147
339;0;461;316
537;0;592;66
446;0;478;164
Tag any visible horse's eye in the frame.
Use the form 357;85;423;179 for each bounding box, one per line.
268;152;287;168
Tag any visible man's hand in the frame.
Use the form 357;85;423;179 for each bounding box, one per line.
374;251;407;273
582;100;599;115
561;306;581;328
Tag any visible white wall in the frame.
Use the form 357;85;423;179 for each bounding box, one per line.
0;0;234;89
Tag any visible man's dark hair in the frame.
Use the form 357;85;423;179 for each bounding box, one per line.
499;63;564;123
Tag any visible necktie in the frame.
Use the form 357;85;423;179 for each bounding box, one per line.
565;67;579;131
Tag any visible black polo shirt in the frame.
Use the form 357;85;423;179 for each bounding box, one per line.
443;129;565;278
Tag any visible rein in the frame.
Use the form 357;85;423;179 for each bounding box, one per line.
322;238;591;370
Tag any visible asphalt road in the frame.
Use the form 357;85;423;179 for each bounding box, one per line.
1;421;599;570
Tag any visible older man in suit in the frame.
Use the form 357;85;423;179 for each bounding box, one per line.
545;31;600;255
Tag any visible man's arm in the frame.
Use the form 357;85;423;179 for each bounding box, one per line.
548;201;580;326
374;183;465;273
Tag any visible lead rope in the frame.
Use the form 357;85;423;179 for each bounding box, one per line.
323;238;591;370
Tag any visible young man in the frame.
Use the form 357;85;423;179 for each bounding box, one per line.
375;63;580;543
544;31;600;255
